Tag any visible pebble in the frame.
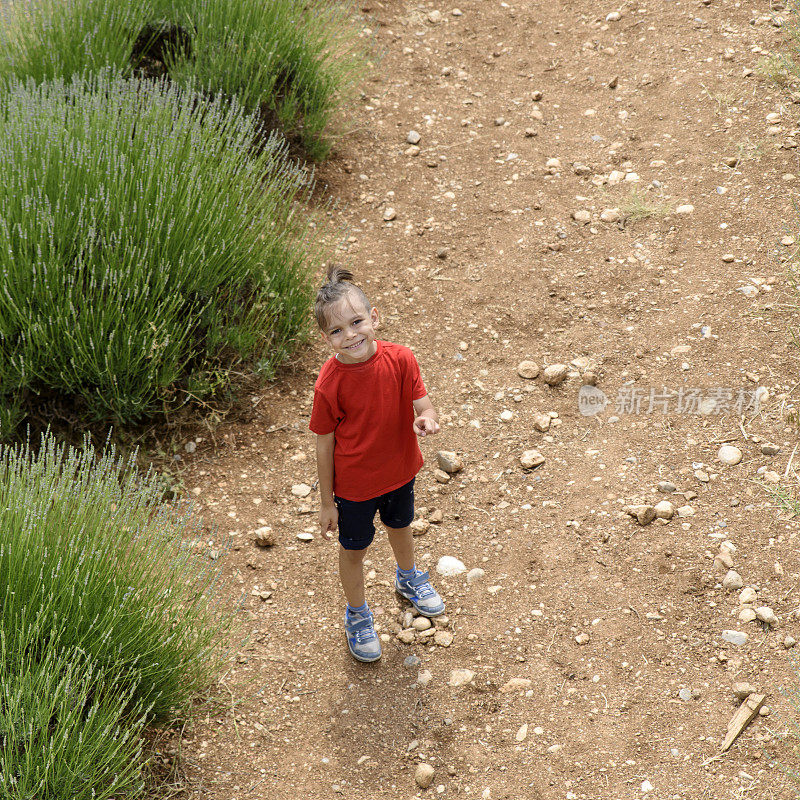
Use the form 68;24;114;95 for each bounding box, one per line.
600;208;621;223
761;470;781;483
678;688;692;702
500;409;514;422
784;635;797;649
654;500;675;520
676;505;695;518
722;630;748;646
545;157;561;169
532;413;551;432
397;629;415;644
543;364;569;386
448;668;475;687
184;440;197;453
407;130;421;144
427;9;442;22
520;450;545;470
404;654;422;667
433;468;451;483
575;633;590;645
721;253;735;262
755;606;778;626
624;504;656;526
723;570;744;591
296;532;314;542
254;526;276;547
606;10;621;20
466;567;486;584
738;607;757;623
571;209;591;224
411;518;430;536
641;780;654;794
437;556;467;576
515;724;529;742
291;483;312;498
415;763;435;789
759;706;772;717
739;587;757;605
413;616;432;631
437;450;463;473
452;7;463;15
733;682;757;701
675;204;694;215
434;630;454;647
500;678;533;693
761;443;781;455
494;117;506;126
517;360;540;379
657;481;677;493
714;549;734;572
418;669;433;686
717;445;743;466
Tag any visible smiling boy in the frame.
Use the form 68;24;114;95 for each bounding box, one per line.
309;266;445;662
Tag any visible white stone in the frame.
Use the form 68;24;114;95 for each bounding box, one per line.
415;763;435;788
291;483;311;497
739;587;757;605
448;668;475;687
654;500;675;520
723;570;743;591
520;450;545;470
543;363;568;385
515;724;529;742
466;568;486;584
675;204;694;214
717;445;743;466
406;130;421;144
517;360;540;379
437;556;467;576
755;606;778;626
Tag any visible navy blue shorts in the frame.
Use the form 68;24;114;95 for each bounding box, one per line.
335;478;415;550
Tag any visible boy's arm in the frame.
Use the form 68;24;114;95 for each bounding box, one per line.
315;432;337;539
413;395;440;437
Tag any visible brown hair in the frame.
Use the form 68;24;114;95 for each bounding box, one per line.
314;265;371;329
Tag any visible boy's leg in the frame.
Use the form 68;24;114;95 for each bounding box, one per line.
386;525;414;571
338;544;368;608
387;524;446;618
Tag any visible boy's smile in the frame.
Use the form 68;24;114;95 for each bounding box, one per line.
322;297;380;364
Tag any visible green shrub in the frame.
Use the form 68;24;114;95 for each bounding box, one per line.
0;71;320;429
0;0;366;159
0;433;229;797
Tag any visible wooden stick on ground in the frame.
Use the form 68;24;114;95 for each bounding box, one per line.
721;693;765;752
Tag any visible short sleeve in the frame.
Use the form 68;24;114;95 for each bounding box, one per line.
408;351;427;401
309;388;339;434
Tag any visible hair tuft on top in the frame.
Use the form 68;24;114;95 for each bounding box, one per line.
314;264;371;329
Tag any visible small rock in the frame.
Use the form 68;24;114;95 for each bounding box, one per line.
515;723;529;742
500;409;514;422
427;9;442;23
543;364;569;386
437;450;463;473
437;556;467;576
624;504;656;526
411;518;430;536
291;483;312;498
755;606;778;626
654;500;675;520
397;629;415;644
520;450;545;470
784;635;797;649
721;253;735;262
714;549;734;572
517;360;540;379
500;678;533;693
738;607;757;623
762;470;781;484
606;10;621;20
434;630;454;647
404;654;422;667
641;780;654;794
761;443;781;455
722;630;748;646
296;532;314;542
415;763;435;789
575;633;590;645
723;570;744;591
676;505;695;518
675;204;694;215
571;209;591;224
739;587;757;605
184;440;197;454
759;705;771;717
452;7;463;15
717;445;743;466
532;413;551;432
733;682;757;701
545;157;561;169
600;207;621;223
433;468;451;483
466;567;486;584
254;526;276;547
678;688;692;702
448;668;475;687
657;481;677;493
383;207;397;221
428;508;443;523
412;616;432;631
417;669;433;686
407;130;421;144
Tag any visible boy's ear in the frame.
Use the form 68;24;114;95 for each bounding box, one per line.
370;307;380;327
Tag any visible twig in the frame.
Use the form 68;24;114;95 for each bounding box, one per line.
785;443;798;479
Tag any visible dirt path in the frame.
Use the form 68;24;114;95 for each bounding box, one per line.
171;1;800;797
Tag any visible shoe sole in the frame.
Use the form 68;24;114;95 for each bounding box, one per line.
395;584;446;618
347;642;382;663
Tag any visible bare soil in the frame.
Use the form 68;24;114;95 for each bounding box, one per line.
165;1;800;797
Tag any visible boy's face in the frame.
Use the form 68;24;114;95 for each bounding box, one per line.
321;295;380;364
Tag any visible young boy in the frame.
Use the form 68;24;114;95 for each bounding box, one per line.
309;266;445;662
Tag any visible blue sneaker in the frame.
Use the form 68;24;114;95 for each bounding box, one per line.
344;608;382;663
395;568;445;617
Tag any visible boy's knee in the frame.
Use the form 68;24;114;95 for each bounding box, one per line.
339;545;368;563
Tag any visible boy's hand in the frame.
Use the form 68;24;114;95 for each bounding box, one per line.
413;415;440;437
319;503;338;540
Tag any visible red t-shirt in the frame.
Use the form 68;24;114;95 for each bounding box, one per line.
309;340;427;501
